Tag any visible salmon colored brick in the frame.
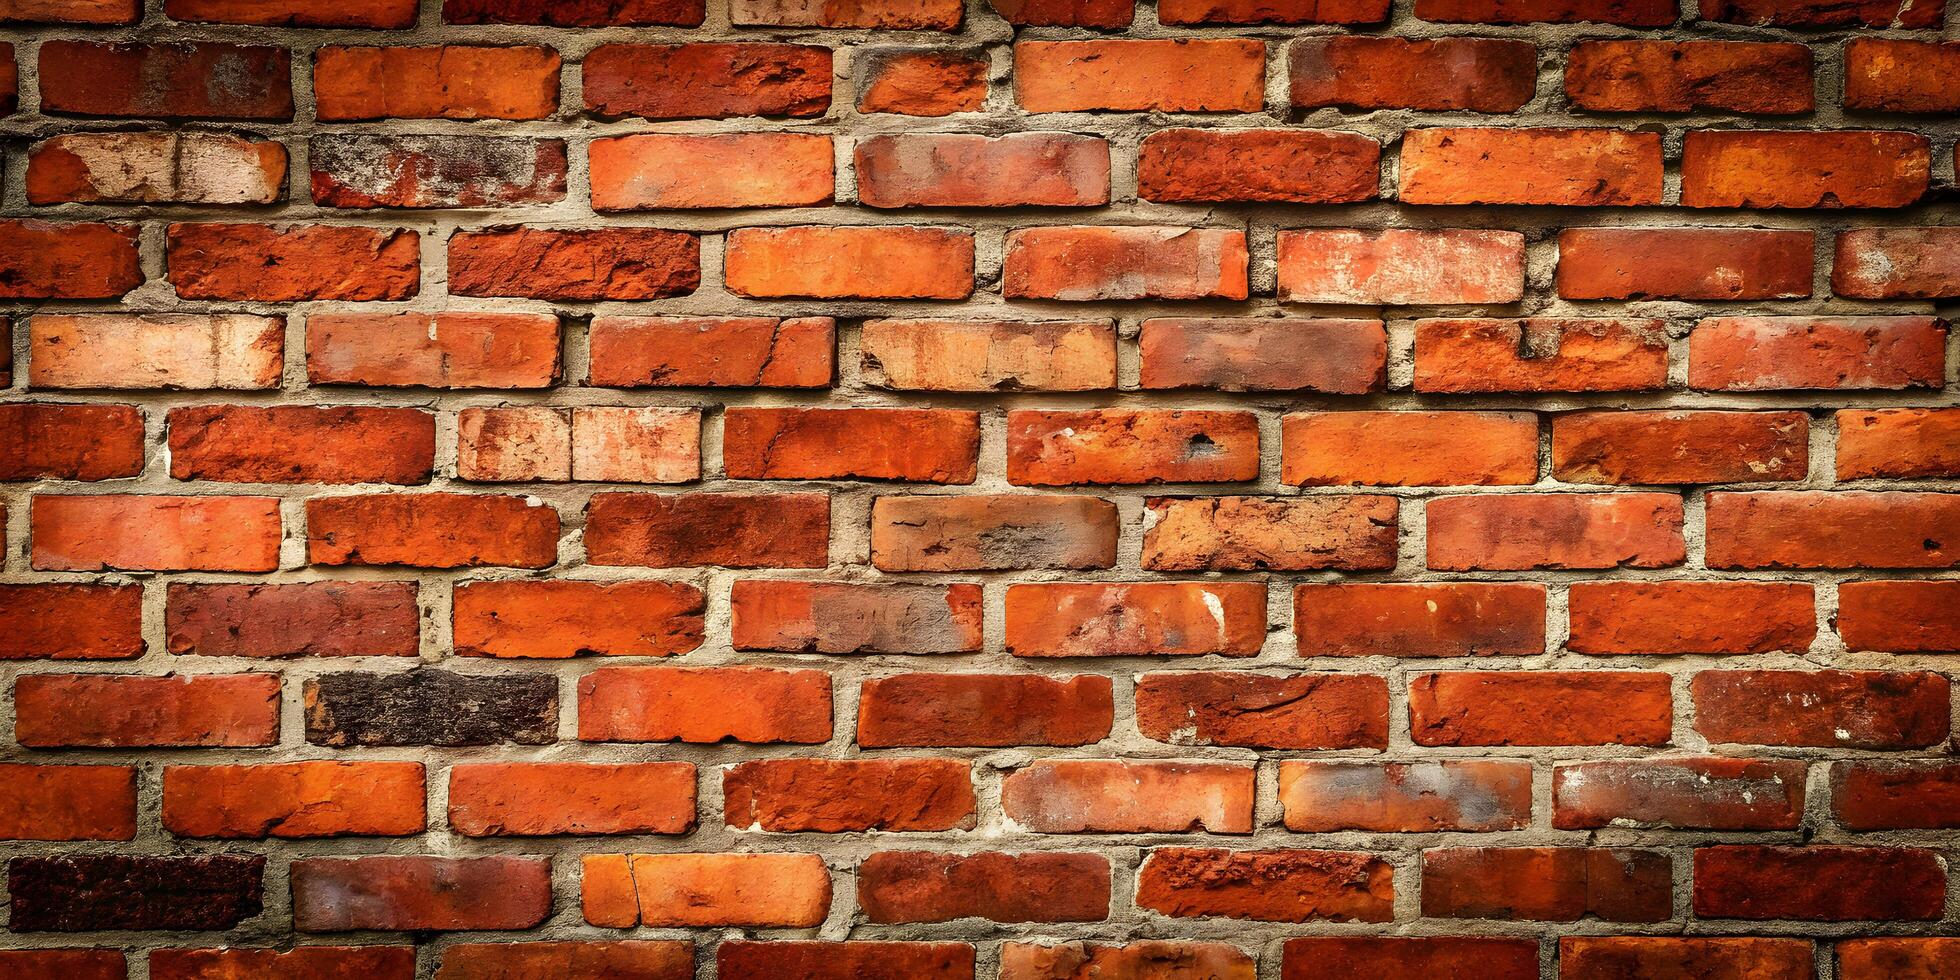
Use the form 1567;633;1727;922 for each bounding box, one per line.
1426;493;1686;571
166;582;420;658
1281;411;1537;486
0;764;137;841
1279;760;1532;832
1007;409;1259;484
28;132;287;206
32;495;281;572
990;0;1133;25
1283;938;1539;980
1414;318;1669;393
161;761;426;838
166;0;417;25
731;581;982;654
1137;129;1378;204
1277;229;1524;305
14;673;281;748
1289;37;1536;111
723;407;979;482
0;584;144;660
590;133;834;210
1558;938;1813;980
1294;583;1547;657
0;403;144;482
1838;939;1960;980
1701;0;1941;28
855;48;987;115
722;942;973;980
453;580;705;658
1554;757;1806;830
168;223;420;302
1003;227;1248;301
37;40;292;119
1691;670;1949;749
1134;673;1389;749
306;313;560;389
444;0;705;24
1692;846;1944;921
1705;491;1960;569
1408;671;1673;746
1002;760;1254;833
1001;942;1250;980
589;316;834;388
1690;316;1946;391
1160;0;1388;21
1845;40;1960;113
585;492;829;568
456;407;569;482
168;406;435;485
1566;581;1816;655
861;319;1115;392
1681;131;1930;209
1421;847;1671;922
1839;580;1960;653
0;220;141;300
449;762;696;836
1416;0;1675;22
1137;318;1385;393
583;43;832;119
583;853;830;927
1834;228;1960;298
732;0;961;29
1141;496;1398;571
151;948;416;980
726;226;973;299
858;673;1115;747
1564;40;1813;113
291;856;553;931
314;45;561;120
724;758;974;832
1399;128;1664;206
857;851;1109;923
1550;410;1809;484
307;493;559;569
1014;40;1264;112
1832;762;1960;830
1136;848;1393;923
870;494;1118;571
857;133;1109;208
1004;582;1265;656
1556;228;1813;300
2;0;138;23
578;666;832;743
450;227;699;301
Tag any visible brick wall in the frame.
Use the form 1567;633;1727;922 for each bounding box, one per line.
1;0;1958;975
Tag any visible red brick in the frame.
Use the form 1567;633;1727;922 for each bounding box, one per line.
167;0;416;25
1705;491;1960;569
1282;411;1537;486
870;494;1118;571
1552;410;1808;485
1160;0;1387;21
732;581;980;654
454;580;702;659
724;407;978;483
1558;938;1813;980
1416;0;1674;21
1834;228;1960;299
1003;227;1248;301
590;316;833;389
733;0;960;28
1414;318;1669;393
586;492;829;568
1846;40;1960;113
584;43;831;119
1554;757;1807;830
725;758;974;832
1838;939;1960;980
1138;318;1385;393
1422;847;1671;922
989;0;1133;25
38;41;292;119
444;0;704;24
307;313;560;389
1136;848;1392;923
450;226;698;301
1832;761;1960;831
722;942;973;980
0;764;136;841
1015;40;1263;112
1289;37;1535;111
450;762;696;836
1400;128;1663;206
293;856;552;931
0;404;143;481
14;673;280;748
1279;760;1531;832
1690;316;1945;391
857;851;1108;923
314;45;559;120
1008;409;1258;484
1138;129;1378;204
861;319;1115;392
1566;581;1815;655
168;406;434;485
591;133;832;210
1295;583;1546;657
1002;760;1254;833
1277;229;1523;305
0;584;143;661
1682;131;1930;208
1005;582;1265;656
30;313;284;391
162;761;424;838
856;47;986;115
1283;938;1539;980
1693;846;1944;921
2;0;137;23
1557;228;1812;300
1;44;13;115
1691;669;1948;749
30;132;287;206
579;666;831;743
310;134;565;209
150;948;414;980
584;853;829;927
168;223;419;302
1002;942;1250;980
167;582;420;658
1839;580;1960;653
1135;673;1388;749
1564;40;1813;113
1142;496;1398;571
858;133;1108;208
0;221;141;300
1427;493;1685;570
0;951;125;980
858;673;1114;748
33;495;281;572
1701;0;1940;27
1409;671;1672;746
726;226;973;299
308;493;558;569
1839;409;1960;480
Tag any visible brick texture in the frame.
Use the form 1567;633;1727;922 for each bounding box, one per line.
0;0;1955;968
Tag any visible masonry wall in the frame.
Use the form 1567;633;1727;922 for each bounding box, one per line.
0;0;1958;976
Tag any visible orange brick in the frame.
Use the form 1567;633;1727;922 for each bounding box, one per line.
162;762;425;838
1681;131;1930;208
1550;410;1809;484
1567;581;1816;655
1564;40;1812;113
1277;229;1523;305
1142;496;1398;571
1005;582;1266;656
1295;583;1546;657
578;666;832;743
453;580;704;658
857;133;1109;208
1415;318;1669;393
314;45;561;120
1004;226;1248;301
450;762;696;836
1138;129;1378;204
15;673;281;748
32;495;281;572
1400;128;1663;206
1427;493;1686;570
726;226;973;299
1689;316;1946;391
583;853;830;927
0;764;137;841
1002;760;1254;833
1280;760;1532;832
590;133;833;209
1282;411;1537;486
1289;37;1536;111
1008;409;1259;485
723;407;978;483
1410;671;1672;746
588;316;834;389
1015;40;1264;112
861;319;1115;392
1138;318;1386;393
307;313;560;389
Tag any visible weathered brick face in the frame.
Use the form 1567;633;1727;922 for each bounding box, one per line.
0;0;1956;972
